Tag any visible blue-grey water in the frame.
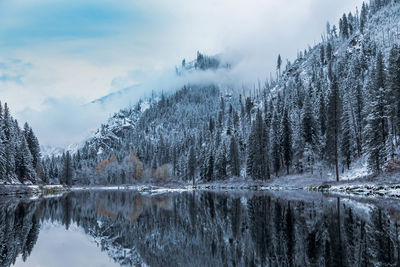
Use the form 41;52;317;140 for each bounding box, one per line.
1;190;400;266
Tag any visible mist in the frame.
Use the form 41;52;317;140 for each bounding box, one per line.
0;0;365;148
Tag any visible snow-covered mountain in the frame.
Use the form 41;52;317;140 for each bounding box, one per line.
176;51;232;75
87;99;151;156
43;0;400;185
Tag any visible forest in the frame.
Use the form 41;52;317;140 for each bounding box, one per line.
2;0;400;186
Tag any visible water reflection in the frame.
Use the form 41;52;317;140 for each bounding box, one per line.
0;190;400;266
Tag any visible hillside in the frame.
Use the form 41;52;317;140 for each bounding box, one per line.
43;0;400;186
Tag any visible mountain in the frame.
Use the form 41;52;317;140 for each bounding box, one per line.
176;51;232;75
90;84;141;106
43;0;400;185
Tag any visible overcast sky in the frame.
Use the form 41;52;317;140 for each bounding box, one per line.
0;0;365;147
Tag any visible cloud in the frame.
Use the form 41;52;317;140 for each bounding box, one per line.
0;59;32;85
0;0;365;147
18;97;108;147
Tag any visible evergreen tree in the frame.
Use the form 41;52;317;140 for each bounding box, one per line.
277;54;282;78
282;109;292;174
3;103;16;181
366;53;388;173
206;153;214;182
23;124;41;169
387;45;400;147
62;151;73;186
209;116;215;134
229;136;240;177
341;105;352;170
15;136;36;184
360;2;367;33
341;14;349;39
326;75;341;181
187;146;196;185
302;94;317;173
355;83;364;157
326;43;333;62
215;144;227;180
247;110;270;180
271;111;281;176
302;94;317;146
319;92;327;136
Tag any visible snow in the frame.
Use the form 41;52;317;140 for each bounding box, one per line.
340;198;374;218
340;157;370;181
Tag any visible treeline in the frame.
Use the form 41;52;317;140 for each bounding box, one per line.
43;0;400;185
0;102;43;184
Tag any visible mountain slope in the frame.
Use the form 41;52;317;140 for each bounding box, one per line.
44;0;400;185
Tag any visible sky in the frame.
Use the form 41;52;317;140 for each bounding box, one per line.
0;0;365;148
13;221;120;267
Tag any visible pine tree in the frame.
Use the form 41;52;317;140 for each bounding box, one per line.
229;136;240;177
187;146;196;185
319;92;327;136
247;122;256;178
282;109;292;174
302;94;317;173
365;52;388;173
326;75;341;181
209;116;215;134
375;51;388;149
271;111;281;176
326;43;333;62
247;109;270;180
360;2;367;33
302;94;317;146
3;103;16;181
215;144;227;180
355;83;364;157
16;136;36;184
206;153;214;182
0;128;6;179
341;14;349;39
23;124;41;169
172;146;177;176
62;151;73;186
387;45;400;148
277;54;282;79
341;105;352;170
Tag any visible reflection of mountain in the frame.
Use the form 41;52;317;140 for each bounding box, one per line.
2;191;400;266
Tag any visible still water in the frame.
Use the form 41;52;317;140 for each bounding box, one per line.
1;190;400;266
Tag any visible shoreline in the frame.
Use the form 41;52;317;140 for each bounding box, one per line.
0;184;68;197
1;171;400;199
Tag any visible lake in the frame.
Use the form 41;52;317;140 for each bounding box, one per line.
1;190;400;266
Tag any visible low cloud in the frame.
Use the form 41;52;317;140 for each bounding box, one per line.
18;97;108;147
0;0;365;147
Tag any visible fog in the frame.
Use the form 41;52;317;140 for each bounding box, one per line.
0;0;364;147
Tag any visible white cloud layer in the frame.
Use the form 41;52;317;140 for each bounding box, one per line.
0;0;365;147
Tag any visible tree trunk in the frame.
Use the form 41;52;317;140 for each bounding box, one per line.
335;131;339;182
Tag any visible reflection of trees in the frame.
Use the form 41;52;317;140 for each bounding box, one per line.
1;192;400;266
0;201;40;267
